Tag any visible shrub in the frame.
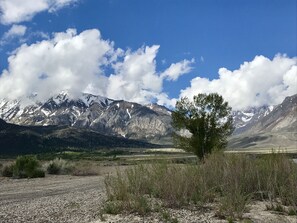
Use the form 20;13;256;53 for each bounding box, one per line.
46;158;73;175
2;163;14;177
31;168;45;178
13;155;45;178
47;162;61;174
104;152;297;220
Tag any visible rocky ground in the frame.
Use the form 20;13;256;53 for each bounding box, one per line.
95;202;297;223
0;170;296;223
0;175;105;223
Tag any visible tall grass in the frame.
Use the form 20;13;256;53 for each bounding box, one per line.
104;152;297;219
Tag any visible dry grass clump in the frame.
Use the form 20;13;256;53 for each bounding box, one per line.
72;161;101;176
45;158;101;176
104;152;297;220
45;158;74;175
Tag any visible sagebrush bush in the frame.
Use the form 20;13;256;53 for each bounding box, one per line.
2;163;14;177
46;158;73;175
13;155;45;178
104;152;297;219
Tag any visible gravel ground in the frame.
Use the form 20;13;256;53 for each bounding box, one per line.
0;175;106;223
94;202;297;223
0;172;296;223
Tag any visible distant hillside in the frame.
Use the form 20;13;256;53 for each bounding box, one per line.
228;94;297;150
0;119;158;155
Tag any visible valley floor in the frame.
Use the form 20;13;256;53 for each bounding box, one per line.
0;165;296;223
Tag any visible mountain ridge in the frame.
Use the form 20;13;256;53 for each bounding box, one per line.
0;92;173;143
1;92;296;151
228;94;297;150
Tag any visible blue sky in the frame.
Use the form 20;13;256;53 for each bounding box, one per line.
0;0;296;109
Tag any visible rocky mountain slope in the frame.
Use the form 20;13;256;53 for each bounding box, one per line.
232;94;296;135
229;94;297;150
232;105;274;134
0;92;172;143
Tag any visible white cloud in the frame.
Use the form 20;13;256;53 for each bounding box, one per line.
2;24;27;39
0;28;113;101
0;0;78;25
0;29;297;109
1;24;27;45
48;0;78;12
161;58;194;81
106;45;163;104
180;55;297;110
0;28;189;108
3;27;293;110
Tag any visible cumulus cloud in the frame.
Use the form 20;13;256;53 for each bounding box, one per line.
0;28;192;107
180;55;297;110
106;46;193;105
0;28;295;110
0;28;113;101
161;58;194;81
107;45;162;104
0;0;78;25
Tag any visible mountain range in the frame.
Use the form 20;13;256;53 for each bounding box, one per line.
229;94;297;150
0;92;296;154
0;92;172;144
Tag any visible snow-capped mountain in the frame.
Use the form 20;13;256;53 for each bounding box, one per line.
232;94;297;135
232;105;274;134
1;91;296;147
229;94;297;149
0;92;172;143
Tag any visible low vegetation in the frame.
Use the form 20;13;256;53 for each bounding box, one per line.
1;155;45;178
104;152;297;220
46;158;74;175
1;156;101;178
45;158;101;176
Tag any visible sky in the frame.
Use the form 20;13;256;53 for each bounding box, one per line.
0;0;296;110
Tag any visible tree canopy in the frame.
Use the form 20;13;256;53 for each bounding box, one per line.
172;93;234;159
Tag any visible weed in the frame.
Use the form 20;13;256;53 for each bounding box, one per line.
160;209;179;223
103;201;124;215
1;163;14;177
288;207;297;216
46;158;74;175
104;152;297;220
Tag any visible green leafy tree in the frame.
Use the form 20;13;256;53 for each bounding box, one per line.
172;93;234;159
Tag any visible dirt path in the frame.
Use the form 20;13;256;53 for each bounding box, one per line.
0;175;106;223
